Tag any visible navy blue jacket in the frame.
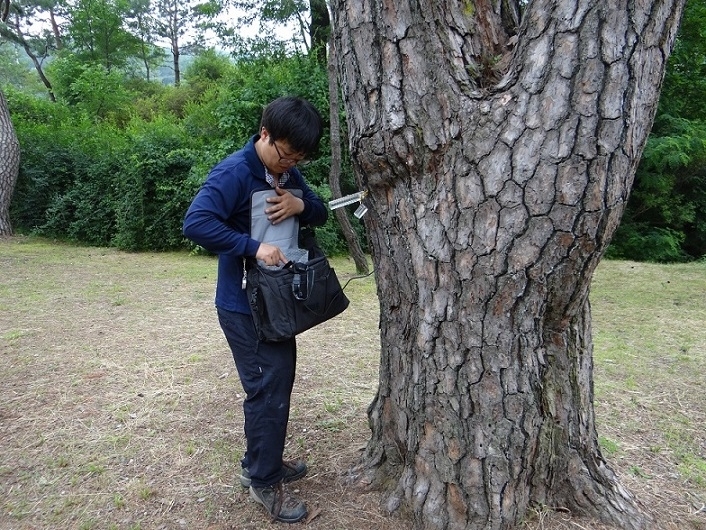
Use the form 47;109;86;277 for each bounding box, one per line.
183;135;328;314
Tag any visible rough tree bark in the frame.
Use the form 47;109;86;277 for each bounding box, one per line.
1;0;20;236
330;0;684;529
0;88;20;237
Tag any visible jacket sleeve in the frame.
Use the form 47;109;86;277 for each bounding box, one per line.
182;164;260;257
291;169;328;227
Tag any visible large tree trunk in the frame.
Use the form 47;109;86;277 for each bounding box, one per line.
331;0;684;529
0;89;20;236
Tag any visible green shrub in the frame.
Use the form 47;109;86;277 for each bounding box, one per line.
112;119;201;251
48;57;133;125
611;116;706;261
40;155;121;245
606;225;688;262
8;51;360;257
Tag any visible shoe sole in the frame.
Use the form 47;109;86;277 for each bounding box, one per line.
249;486;308;523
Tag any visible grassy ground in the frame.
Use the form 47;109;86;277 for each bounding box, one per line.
1;236;704;530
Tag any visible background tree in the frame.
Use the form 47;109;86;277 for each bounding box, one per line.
65;0;143;71
222;0;330;60
231;0;312;51
0;0;21;236
328;35;368;273
152;0;213;85
0;42;46;92
0;0;63;99
125;0;165;81
331;1;684;530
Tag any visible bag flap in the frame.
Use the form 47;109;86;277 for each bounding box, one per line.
250;188;304;258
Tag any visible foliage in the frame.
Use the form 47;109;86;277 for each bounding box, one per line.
0;0;62;98
151;0;217;85
112;118;201;250
124;0;167;82
609;116;706;261
606;225;687;262
65;0;145;71
47;56;134;123
0;43;45;93
7;88;80;230
7;49;357;256
8;92;204;250
655;0;706;122
183;48;232;88
208;0;306;56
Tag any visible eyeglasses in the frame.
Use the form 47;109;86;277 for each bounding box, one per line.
272;141;310;166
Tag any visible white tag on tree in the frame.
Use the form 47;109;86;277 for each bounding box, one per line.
354;203;369;218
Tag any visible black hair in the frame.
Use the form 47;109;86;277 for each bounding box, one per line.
260;96;324;156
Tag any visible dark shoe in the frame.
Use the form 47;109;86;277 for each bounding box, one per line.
250;482;307;523
239;459;307;488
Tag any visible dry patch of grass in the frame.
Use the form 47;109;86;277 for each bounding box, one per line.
1;236;705;530
589;261;706;530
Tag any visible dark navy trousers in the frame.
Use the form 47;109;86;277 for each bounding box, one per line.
217;307;296;488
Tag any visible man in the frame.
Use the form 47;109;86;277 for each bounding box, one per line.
183;96;328;523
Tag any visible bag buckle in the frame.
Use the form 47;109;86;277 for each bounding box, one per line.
291;263;314;301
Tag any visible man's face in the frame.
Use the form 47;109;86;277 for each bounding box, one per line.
260;128;308;173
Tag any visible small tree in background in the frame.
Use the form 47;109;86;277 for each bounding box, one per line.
65;0;144;71
0;0;62;100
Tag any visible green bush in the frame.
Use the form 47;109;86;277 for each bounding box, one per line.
112;119;201;251
8;90;96;233
8;51;359;257
40;154;122;245
610;116;706;261
606;225;688;262
11;128;76;231
47;56;133;125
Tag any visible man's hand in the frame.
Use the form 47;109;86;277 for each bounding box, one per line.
265;186;305;224
256;242;288;267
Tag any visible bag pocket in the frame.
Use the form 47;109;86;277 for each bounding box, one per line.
248;266;297;342
247;257;349;342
